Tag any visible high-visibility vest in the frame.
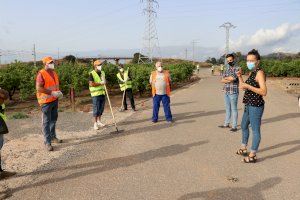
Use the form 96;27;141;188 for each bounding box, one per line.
0;104;7;121
89;70;106;97
151;70;171;97
36;69;60;106
117;70;132;91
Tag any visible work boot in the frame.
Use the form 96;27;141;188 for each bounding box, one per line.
97;121;106;128
51;137;62;144
94;122;99;130
45;143;53;151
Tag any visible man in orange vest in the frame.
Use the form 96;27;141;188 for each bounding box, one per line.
36;57;63;151
149;61;173;123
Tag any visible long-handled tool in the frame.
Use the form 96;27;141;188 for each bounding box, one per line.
104;84;120;133
119;89;126;112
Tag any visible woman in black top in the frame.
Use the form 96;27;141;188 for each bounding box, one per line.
236;49;267;163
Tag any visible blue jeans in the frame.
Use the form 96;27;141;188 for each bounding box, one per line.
92;95;105;117
41;100;58;145
224;93;238;128
152;95;172;122
241;105;264;153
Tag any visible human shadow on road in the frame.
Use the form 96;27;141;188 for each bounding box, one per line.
121;109;226;126
5;140;209;197
56;119;196;151
57;109;224;150
262;113;300;125
259;140;300;162
177;177;282;200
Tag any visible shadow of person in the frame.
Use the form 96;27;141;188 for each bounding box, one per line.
121;109;226;126
55;119;196;151
8;140;209;196
262;113;300;125
259;140;300;162
177;177;282;200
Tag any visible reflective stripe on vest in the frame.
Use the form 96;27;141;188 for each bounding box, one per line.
151;70;171;97
0;104;7;121
117;70;132;91
89;70;106;97
36;69;60;106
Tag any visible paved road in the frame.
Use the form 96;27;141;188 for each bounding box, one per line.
5;69;300;199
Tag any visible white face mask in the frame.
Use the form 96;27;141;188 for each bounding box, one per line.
96;65;102;71
120;68;124;72
157;67;163;72
47;64;55;70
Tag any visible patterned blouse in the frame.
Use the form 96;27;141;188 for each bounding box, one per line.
243;68;265;107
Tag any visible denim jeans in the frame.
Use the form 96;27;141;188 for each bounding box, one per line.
152;95;172;122
241;105;265;153
92;95;105;117
41;100;58;145
224;93;238;128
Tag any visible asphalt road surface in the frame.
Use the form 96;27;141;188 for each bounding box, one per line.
4;69;300;200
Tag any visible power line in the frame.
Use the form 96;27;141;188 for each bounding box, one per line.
138;0;161;63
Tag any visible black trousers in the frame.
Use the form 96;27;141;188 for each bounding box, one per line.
123;89;135;110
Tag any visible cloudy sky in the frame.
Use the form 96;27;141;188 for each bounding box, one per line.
0;0;299;62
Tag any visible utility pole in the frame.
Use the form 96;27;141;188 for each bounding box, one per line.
32;44;37;67
191;39;200;65
219;22;236;64
138;0;161;64
185;48;188;60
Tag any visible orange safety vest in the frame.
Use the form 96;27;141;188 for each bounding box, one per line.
151;70;171;97
36;69;60;105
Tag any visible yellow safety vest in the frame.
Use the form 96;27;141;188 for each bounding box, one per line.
89;70;106;97
117;70;132;91
0;104;7;121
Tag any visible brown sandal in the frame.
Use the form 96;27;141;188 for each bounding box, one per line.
243;155;257;163
236;148;248;156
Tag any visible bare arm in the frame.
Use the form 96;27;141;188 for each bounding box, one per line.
247;71;267;96
89;81;103;87
36;83;52;95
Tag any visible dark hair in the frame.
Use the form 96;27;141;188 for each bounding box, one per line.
226;53;235;59
247;49;261;60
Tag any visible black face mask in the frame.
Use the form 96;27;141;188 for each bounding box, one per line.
228;61;235;66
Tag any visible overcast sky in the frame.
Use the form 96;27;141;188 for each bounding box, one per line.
0;0;299;62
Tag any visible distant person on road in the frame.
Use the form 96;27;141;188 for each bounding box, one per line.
36;57;63;151
117;64;136;111
236;49;267;163
220;64;224;76
219;54;240;132
150;61;173;123
89;60;106;130
211;65;215;75
196;64;200;74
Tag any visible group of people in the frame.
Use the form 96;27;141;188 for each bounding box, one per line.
219;49;267;163
35;57;173;151
0;49;267;177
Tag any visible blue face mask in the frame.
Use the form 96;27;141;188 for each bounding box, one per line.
247;62;256;70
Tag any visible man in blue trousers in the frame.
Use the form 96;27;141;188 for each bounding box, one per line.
149;62;173;123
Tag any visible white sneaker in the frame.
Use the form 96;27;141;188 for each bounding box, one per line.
94;122;99;130
97;121;106;127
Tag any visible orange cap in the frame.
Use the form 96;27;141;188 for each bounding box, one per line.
93;60;104;66
42;56;54;65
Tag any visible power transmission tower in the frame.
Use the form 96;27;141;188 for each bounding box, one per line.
32;44;37;67
219;22;236;63
191;39;200;65
138;0;161;64
185;48;188;60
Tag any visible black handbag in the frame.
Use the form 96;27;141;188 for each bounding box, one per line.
0;116;8;134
